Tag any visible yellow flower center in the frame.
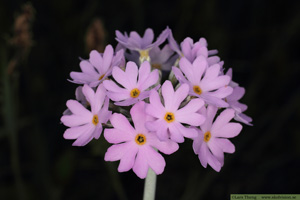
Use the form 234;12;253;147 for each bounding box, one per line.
204;131;211;143
130;88;140;98
151;63;161;70
135;134;146;145
193;85;202;95
99;74;105;81
92;114;99;125
164;112;175;123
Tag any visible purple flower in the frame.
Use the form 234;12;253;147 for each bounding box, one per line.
70;45;124;87
61;84;111;146
149;45;178;71
63;86;88;115
225;68;253;125
145;81;206;143
192;105;242;172
104;101;179;179
172;56;233;107
116;27;170;61
103;61;159;106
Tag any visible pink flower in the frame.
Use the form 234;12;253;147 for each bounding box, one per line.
61;84;111;146
104;101;179;179
192;105;242;172
70;45;124;87
145;81;206;143
172;56;233;107
103;61;159;106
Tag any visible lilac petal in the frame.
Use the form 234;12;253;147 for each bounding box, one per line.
93;124;103;139
208;49;218;56
79;60;97;75
146;102;164;119
70;72;97;84
144;146;165;175
138;69;159;91
159;44;175;62
214;138;235;153
181;37;193;61
235;113;252;125
213;122;242;138
145;120;168;141
206;149;222;172
207;56;220;66
105;143;129;161
72;125;96;146
148;89;165;113
225;68;232;78
102;45;114;74
171;83;189;110
92;84;106;113
161;81;175;110
199;105;218;132
115;30;128;45
110;113;135;134
172;67;189;84
206;138;224;162
103;80;129;94
211;109;235;131
104;128;133;144
125;61;138;88
99;97;112;123
61;115;91;127
201;75;231;92
198;143;208;168
66;100;91;117
192;56;207;84
114;98;138;106
133;149;149;179
82;84;96;107
63;123;92;139
142;28;154;47
195;46;208;58
174;122;198;140
137;61;151;86
176;99;205;126
148;27;170;49
201;93;229;108
130;101;148;133
167;29;181;55
147;133;179;154
208;86;233;99
179;57;196;84
112;67;133;89
107;92;130;102
227;86;245;101
192;128;203;154
168;123;185;143
202;64;221;81
118;145;139;172
89;50;103;72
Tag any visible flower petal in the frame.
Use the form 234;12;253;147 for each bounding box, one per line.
213;122;242;138
110;113;136;134
133;149;149;179
145;146;166;175
211;109;235;131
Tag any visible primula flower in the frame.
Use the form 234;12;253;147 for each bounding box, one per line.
145;81;206;143
116;27;170;60
104;101;179;179
172;56;233;107
70;45;124;87
103;61;159;106
61;84;111;146
192;105;242;172
63;86;88;115
225;69;253;125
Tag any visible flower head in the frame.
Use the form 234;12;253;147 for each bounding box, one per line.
149;45;178;71
70;45;124;87
61;84;111;146
103;61;159;106
192;105;242;171
172;56;233;107
104;101;179;179
145;81;206;143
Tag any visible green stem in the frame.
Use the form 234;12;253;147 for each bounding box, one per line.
143;168;157;200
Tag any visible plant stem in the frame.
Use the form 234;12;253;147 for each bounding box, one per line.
143;168;157;200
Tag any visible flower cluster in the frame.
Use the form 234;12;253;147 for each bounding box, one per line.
61;27;252;178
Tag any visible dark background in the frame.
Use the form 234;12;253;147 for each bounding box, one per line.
1;0;300;199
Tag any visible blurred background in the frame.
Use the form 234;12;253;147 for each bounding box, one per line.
0;0;299;199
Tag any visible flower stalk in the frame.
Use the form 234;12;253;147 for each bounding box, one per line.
143;168;157;200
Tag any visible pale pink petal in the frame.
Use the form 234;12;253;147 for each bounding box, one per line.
144;146;166;175
179;57;196;84
199;105;217;132
172;67;189;84
104;142;132;161
235;113;252;125
206;149;222;172
202;64;221;82
145;103;164;119
161;81;175;110
93;84;106;113
93;124;103;139
102;45;114;73
176;99;205;126
63;123;92;139
211;109;235;131
82;84;96;108
98;97;111;124
227;87;245;101
208;86;233;99
207;56;220;66
148;90;165;115
112;67;132;89
133;149;149;179
66;100;91;117
201;76;231;92
171;83;189;110
130;101;148;133
191;56;208;83
145;120;168;141
147;133;179;155
200;93;229;108
61;115;91;127
142;28;154;47
107;92;130;102
70;71;98;83
168;123;185;143
79;60;97;75
89;50;103;72
207;137;224;163
72;125;96;146
214;138;235;153
138;69;159;91
118;144;139;172
125;62;138;88
103;80;129;94
212;122;242;138
137;61;151;86
198;143;208;168
110;113;136;134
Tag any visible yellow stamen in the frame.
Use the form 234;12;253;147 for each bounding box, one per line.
99;74;105;81
130;88;140;98
204;131;211;143
164;112;175;123
92;114;99;125
193;85;202;95
151;63;161;70
135;134;146;145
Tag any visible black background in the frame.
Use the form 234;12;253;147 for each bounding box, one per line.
1;0;300;199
